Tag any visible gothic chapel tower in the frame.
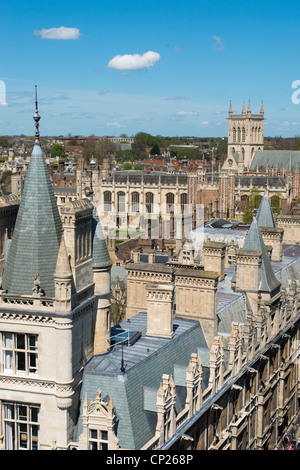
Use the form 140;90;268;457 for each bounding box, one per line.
227;100;264;170
0;88;111;450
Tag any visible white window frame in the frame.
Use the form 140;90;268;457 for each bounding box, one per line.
1;332;38;375
3;401;40;450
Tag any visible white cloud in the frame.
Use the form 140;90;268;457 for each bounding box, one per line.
107;51;160;71
175;110;198;116
200;121;209;126
106;122;124;128
212;36;224;51
34;27;81;40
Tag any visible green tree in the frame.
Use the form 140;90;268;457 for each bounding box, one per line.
135;132;157;147
270;194;281;215
134;163;143;170
0;136;11;148
131;139;147;159
67;138;79;146
82;138;117;165
150;144;161;155
242;188;262;223
50;144;66;159
176;147;202;160
115;149;139;162
122;162;132;170
215;138;228;163
293;135;300;150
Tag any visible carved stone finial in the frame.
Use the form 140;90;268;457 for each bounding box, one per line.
32;273;45;297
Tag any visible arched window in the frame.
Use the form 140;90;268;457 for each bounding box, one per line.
131;192;140;213
117;191;125;213
180;193;188;213
166;193;175;214
103;191;112;212
237;127;241;142
233;127;236;143
145;192;154;213
242;127;245;142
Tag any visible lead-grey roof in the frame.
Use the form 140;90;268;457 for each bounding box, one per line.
241;216;281;293
2;140;62;296
250;150;300;171
257;189;276;228
75;313;208;449
217;243;300;334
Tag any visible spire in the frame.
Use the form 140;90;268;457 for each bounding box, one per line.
242;102;246;115
242;215;280;293
260;100;264;115
229;100;232;115
1;88;63;297
54;233;73;279
247;100;251;115
256;185;276;228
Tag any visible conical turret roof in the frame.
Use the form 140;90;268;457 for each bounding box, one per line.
54;232;72;279
256;186;276;228
2;92;62;296
242;215;280;293
232;213;281;293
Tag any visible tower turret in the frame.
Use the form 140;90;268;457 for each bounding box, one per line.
54;233;74;313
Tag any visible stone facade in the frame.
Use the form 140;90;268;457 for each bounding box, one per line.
224;101;264;171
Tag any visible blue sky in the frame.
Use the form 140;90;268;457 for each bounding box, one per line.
1;0;300;137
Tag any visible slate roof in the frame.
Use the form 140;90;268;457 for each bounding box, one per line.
202;173;285;189
244;216;281;292
2;140;62;297
250;150;300;171
217;243;300;334
231;214;281;293
256;188;276;228
74;313;209;449
107;171;188;186
236;174;285;189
